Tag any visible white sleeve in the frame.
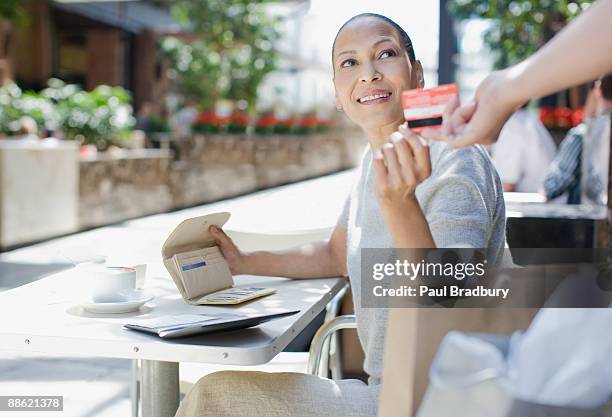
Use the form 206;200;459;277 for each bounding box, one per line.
491;117;524;185
336;194;350;229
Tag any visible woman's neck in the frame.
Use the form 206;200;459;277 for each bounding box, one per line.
363;117;404;149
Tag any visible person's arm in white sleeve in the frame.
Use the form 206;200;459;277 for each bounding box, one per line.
421;0;612;148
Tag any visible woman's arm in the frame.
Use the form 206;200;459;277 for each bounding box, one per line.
209;224;347;279
373;125;436;248
422;0;612;148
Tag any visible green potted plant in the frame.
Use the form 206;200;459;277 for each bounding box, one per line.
273;116;294;135
0;82;59;138
254;112;277;135
147;115;172;145
163;0;282;115
294;113;320;136
42;79;136;151
192;110;221;134
226;112;249;134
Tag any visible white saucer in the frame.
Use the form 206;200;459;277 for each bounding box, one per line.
81;290;154;314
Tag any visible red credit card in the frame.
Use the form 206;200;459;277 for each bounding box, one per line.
401;84;457;132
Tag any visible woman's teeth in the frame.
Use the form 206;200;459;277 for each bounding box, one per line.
359;93;390;103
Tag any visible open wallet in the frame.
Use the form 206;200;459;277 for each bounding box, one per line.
161;212;275;305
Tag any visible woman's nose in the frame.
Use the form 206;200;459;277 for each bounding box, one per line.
360;63;382;83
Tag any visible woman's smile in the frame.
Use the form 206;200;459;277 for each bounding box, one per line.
357;89;393;105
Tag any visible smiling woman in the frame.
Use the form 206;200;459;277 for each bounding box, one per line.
332;14;423;141
328;12;507;391
175;13;508;417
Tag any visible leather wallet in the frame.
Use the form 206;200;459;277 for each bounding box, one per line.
161;212;275;305
162;212;235;305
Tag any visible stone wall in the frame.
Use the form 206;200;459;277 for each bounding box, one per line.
79;131;365;228
79;150;174;228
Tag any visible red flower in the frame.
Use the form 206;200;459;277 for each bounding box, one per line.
217;114;232;126
256;114;277;128
319;118;332;128
554;107;573;129
276;116;295;128
231;112;249;127
571;107;584;127
539;107;556;128
299;114;319;128
195;110;220;125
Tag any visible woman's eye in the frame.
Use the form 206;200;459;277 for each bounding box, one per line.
340;59;356;68
379;49;397;59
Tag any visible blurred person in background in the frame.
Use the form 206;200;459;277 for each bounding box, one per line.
136;101;154;133
542;74;612;204
490;103;557;193
581;73;612;205
135;101;154;148
171;97;198;139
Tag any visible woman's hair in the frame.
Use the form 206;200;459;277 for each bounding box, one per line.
332;13;417;66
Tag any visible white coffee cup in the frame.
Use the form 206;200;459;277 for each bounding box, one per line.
88;266;136;303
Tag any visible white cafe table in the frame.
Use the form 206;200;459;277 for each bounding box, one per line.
0;268;345;417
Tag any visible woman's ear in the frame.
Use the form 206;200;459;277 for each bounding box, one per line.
335;94;343;111
412;60;425;88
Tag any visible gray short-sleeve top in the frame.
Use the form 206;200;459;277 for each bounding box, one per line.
337;141;507;385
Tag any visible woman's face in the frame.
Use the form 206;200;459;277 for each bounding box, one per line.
333;18;423;131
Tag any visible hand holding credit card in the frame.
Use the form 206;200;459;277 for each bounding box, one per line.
401;84;458;132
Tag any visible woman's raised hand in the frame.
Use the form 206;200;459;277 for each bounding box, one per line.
209;226;248;275
373;124;432;209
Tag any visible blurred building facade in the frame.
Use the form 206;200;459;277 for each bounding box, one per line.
6;0;184;110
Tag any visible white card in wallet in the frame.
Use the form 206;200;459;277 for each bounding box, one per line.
172;246;229;297
161;212;275;305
